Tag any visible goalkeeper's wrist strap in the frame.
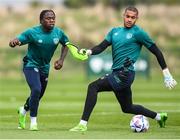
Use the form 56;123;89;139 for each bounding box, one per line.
86;49;92;56
65;42;70;45
163;68;172;78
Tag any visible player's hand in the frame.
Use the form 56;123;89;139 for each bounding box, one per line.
164;76;177;89
54;59;63;70
9;38;21;48
78;49;92;56
78;49;87;55
65;42;89;60
163;68;177;89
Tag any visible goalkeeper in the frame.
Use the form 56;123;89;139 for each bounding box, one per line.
9;9;87;131
70;6;177;132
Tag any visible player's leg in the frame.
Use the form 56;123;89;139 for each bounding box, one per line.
70;75;113;131
17;96;30;129
23;67;42;130
115;87;157;118
22;73;48;112
39;72;48;99
115;87;167;127
109;69;167;128
17;68;33;129
81;76;112;121
18;72;48;129
23;97;30;112
108;69;156;117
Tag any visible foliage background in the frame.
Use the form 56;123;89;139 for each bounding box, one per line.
0;0;180;78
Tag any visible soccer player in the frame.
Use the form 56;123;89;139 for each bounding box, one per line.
9;9;87;131
70;6;177;132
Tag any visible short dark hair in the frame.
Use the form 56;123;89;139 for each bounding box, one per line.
39;9;55;21
125;6;138;15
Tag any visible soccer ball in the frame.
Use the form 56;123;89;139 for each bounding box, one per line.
130;115;149;132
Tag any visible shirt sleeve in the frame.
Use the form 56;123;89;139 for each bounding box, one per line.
135;30;155;48
59;31;69;46
105;28;114;44
17;29;31;45
148;44;167;69
91;39;110;55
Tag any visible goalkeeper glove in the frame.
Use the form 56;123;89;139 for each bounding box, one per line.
79;49;92;56
65;42;88;61
163;68;177;89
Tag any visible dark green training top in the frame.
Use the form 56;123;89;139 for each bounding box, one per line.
105;25;154;71
17;25;69;74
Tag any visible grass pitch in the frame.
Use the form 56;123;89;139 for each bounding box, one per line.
0;73;180;139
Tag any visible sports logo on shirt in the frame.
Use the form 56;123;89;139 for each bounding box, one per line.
114;32;119;36
53;38;59;45
38;39;43;43
34;68;39;72
126;33;133;39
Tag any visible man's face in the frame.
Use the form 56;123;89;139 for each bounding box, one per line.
41;11;55;31
123;10;138;28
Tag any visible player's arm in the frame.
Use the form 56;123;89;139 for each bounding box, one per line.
60;45;68;61
54;45;68;70
79;39;111;56
148;44;177;89
79;27;113;56
65;42;88;60
9;29;31;48
136;29;177;89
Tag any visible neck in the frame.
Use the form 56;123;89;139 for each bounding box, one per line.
41;25;52;33
124;25;135;29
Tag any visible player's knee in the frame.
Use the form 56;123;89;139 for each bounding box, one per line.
87;82;99;96
31;86;41;97
122;106;133;113
88;82;97;91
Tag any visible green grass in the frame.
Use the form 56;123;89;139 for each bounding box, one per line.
0;73;180;139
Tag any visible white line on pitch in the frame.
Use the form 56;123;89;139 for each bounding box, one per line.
1;110;180;119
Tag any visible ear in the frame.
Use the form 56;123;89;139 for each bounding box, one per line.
40;19;43;24
135;13;139;19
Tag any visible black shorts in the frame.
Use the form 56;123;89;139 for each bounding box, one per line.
107;68;135;92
